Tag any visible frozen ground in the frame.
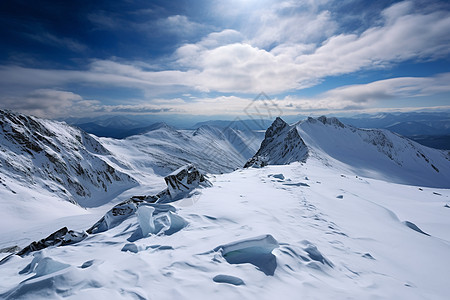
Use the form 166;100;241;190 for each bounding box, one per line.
1;157;449;299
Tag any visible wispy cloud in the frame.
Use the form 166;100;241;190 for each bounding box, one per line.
26;32;87;52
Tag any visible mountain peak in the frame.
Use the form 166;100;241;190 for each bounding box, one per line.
265;117;288;138
244;117;308;168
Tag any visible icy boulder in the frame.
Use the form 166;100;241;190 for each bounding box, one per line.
137;206;156;236
133;204;188;240
87;200;138;234
245;117;308;168
214;234;279;276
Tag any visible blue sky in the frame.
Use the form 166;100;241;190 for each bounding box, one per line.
0;0;449;119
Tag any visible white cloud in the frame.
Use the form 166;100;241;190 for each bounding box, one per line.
27;32;87;52
0;89;99;118
275;73;450;112
156;15;206;36
1;1;450;118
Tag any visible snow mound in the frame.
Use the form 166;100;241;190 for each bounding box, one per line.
214;234;279;276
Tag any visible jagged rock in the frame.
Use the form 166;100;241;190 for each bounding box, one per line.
316;116;345;128
88;164;210;234
0;245;21;253
162;164;211;201
244;117;308;168
17;227;87;256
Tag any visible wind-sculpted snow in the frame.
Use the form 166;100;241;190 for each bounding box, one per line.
1;112;450;299
0;162;449;299
214;234;279;276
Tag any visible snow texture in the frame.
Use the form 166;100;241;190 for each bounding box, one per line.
1;113;450;299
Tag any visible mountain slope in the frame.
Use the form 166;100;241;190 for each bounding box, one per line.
1;162;449;299
0;110;137;209
102;123;263;177
246;116;450;188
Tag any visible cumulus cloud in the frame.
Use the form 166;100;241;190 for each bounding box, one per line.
1;1;450;118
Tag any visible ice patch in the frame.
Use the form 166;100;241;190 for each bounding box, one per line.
213;274;245;286
271;174;285;180
137;206;156;236
214;234;279;276
80;260;95;269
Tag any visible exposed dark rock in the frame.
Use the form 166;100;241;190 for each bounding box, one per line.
17;227;87;256
245;117;308;168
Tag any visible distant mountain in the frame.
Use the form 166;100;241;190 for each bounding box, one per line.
102;123;264;176
339;112;450;150
340;112;450;133
74;121;175;139
192;119;273;131
246;116;450;188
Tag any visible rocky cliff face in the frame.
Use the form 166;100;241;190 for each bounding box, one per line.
244;117;308;168
0;109;137;205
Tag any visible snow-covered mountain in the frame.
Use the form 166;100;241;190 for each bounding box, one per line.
102;123;263;177
1;112;450;299
0;110;264;234
246;116;450;188
0;110;137;206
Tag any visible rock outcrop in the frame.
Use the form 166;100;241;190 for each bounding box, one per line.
244;117;308;168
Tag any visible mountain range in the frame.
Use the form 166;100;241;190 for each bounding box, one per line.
0;110;449;299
